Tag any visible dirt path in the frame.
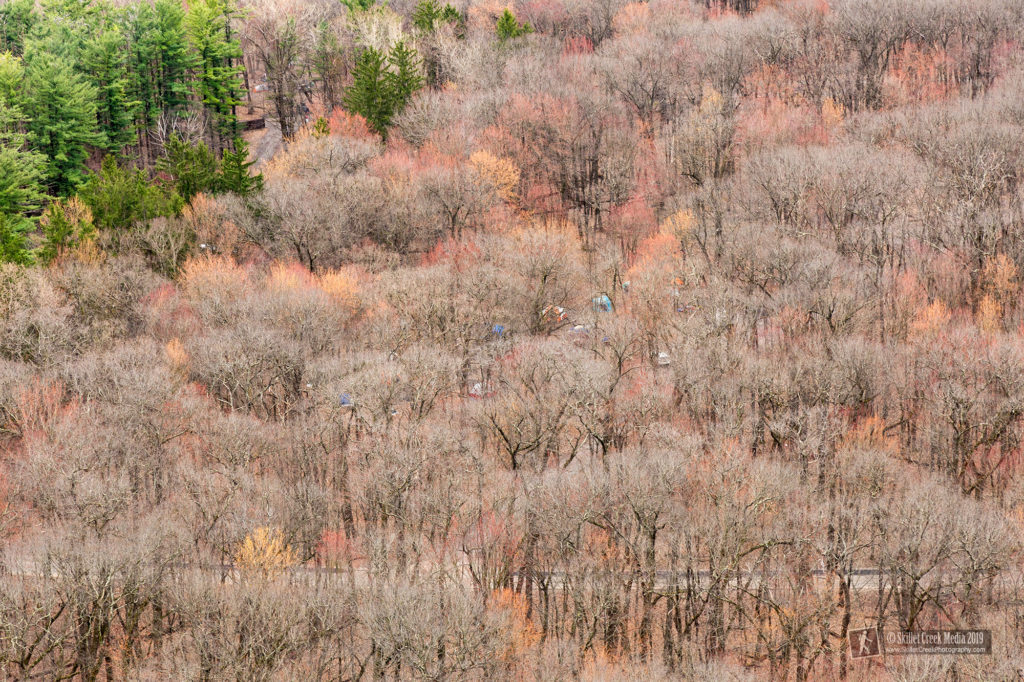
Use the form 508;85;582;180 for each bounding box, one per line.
248;118;282;169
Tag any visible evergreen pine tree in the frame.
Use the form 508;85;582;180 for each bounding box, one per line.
159;134;219;203
0;51;22;103
38;196;96;264
31;0;101;60
152;0;195;113
311;116;330;138
343;42;423;140
79;155;182;232
38;205;77;264
412;0;461;32
0;64;46;262
386;41;424;106
0;212;33;265
0;0;36;56
81;23;138;153
128;0;194;124
496;9;531;43
341;0;378;14
126;0;195;161
0;102;47;219
218;137;263;197
20;49;104;194
343;46;391;138
185;0;244;151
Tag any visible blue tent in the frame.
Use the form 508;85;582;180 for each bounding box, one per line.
339;393;353;407
593;294;613;313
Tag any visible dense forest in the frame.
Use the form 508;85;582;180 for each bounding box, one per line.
2;0;1024;679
